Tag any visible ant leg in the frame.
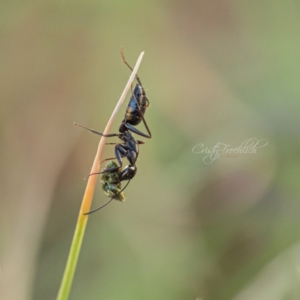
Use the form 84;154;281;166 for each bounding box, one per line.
124;123;151;139
137;140;145;144
120;47;143;86
74;123;118;138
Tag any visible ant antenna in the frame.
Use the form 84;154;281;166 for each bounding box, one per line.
84;180;131;215
120;47;143;86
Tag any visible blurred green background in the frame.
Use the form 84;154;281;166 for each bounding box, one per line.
1;1;300;300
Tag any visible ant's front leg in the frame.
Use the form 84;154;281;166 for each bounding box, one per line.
123;123;151;139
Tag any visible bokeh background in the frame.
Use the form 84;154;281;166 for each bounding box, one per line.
1;1;300;300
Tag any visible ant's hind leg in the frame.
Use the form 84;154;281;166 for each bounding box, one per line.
74;123;119;138
120;48;143;86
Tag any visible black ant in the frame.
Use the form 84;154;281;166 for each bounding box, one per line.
74;50;151;214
